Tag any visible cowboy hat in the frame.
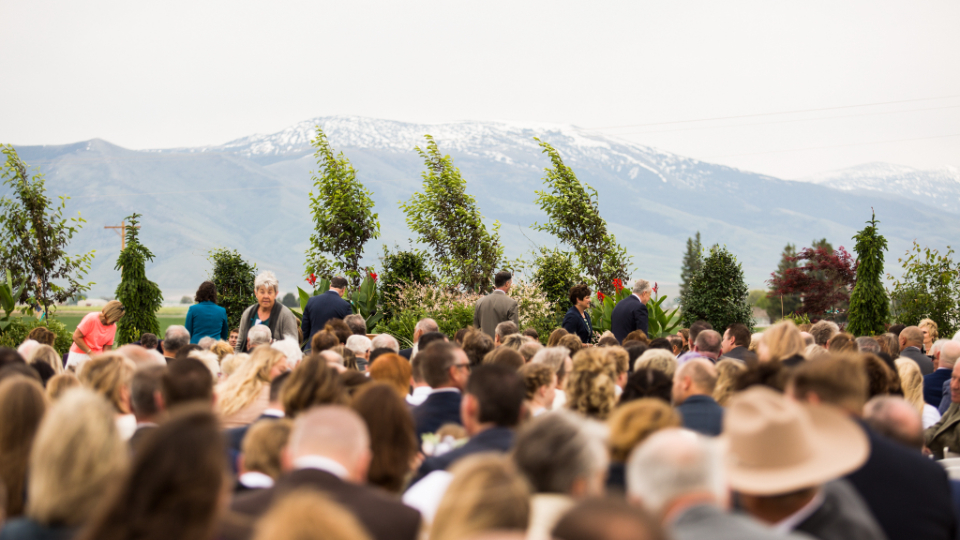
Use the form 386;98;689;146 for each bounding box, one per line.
723;386;869;495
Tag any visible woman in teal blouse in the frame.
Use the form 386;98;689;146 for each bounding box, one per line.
185;281;229;344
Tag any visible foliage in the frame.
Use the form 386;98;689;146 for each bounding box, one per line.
590;279;632;336
114;214;162;345
0;316;72;353
765;243;802;322
0;145;95;318
180;296;193;305
281;292;298;308
680;245;754;332
508;279;557;341
647;283;681;338
531;247;583;311
373;284;482;347
889;242;960;338
0;271;26;332
768;245;857;322
680;232;702;300
209;248;257;329
782;312;812;326
304;126;380;289
378;246;435;319
532;138;631;295
348;270;382;332
290;275;329;321
847;212;889;336
401;135;502;293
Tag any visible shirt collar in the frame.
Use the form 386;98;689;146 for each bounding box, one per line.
430;387;461;395
773;489;824;532
262;408;284;418
293;455;349;479
239;471;275;489
413;386;432;396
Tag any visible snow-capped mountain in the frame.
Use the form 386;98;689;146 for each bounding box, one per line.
803;162;960;214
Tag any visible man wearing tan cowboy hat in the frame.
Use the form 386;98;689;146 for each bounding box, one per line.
725;386;885;540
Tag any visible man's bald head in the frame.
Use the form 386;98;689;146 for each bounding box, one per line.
863;396;923;450
900;326;924;348
287;406;370;481
677;359;718;394
940;341;960;369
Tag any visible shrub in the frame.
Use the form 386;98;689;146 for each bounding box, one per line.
680;245;753;332
889;242;960;338
0;316;72;353
373;285;481;347
378;246;435;320
209;248;257;329
531;247;581;312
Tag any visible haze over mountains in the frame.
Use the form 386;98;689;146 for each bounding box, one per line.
9;116;958;300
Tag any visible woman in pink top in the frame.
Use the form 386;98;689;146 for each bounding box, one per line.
67;301;125;370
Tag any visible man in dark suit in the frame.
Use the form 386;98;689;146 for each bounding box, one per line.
412;342;470;444
473;271;519;338
610;279;651;344
301;276;353;350
719;323;751;362
232;406;420;540
129;364;166;453
926;341;960;407
899;325;935;375
672;358;724;436
411;364;524;485
398;318;438;359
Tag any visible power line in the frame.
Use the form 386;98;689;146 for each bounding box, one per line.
586;93;960;131
703;132;960;159
69;185;280;199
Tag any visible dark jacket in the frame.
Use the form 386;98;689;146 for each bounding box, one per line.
941;380;953;415
794;480;887;540
847;421;957;540
231;468;420;540
561;306;592;344
610;295;649;343
676;394;724;436
720;346;749;362
901;346;935;375
925;369;953;407
412;426;514;486
301;291;352;349
412;390;462;443
399;348;412;360
185;301;229;343
0;519;76;540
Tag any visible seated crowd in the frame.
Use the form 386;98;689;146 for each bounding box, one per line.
1;270;959;540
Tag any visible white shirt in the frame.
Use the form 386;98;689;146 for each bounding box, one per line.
293;455;349;479
402;471;454;526
407;386;432;406
773;489;825;532
262;408;284;418
924;404;942;429
238;471;274;489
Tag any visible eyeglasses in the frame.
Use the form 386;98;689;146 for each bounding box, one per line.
453;362;471;370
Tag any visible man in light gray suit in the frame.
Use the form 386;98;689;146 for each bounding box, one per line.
627;428;811;540
473;271;519;338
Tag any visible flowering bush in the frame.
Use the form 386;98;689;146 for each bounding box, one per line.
509;279;557;342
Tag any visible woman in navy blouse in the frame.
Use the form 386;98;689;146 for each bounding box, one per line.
184;281;229;343
562;284;593;344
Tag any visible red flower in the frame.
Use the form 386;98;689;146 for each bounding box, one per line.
653;282;658;295
613;279;623;292
307;273;317;287
597;291;606;302
369;271;378;282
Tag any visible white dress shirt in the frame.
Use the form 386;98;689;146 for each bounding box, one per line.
293;455;349;479
406;386;432;406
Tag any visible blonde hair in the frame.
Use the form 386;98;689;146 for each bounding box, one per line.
27;388;128;526
46;373;81;401
895;358;925;416
607;398;682;462
79;353;136;414
501;334;526;351
220;353;248;379
210;341;234;361
101;300;125;325
761;320;805;362
251;489;372;540
633;349;677;378
218;346;285;417
565;349;618;420
919;318;939;341
712;358;747;406
29;344;64;375
603;346;629;376
429;455;531;540
242;419;293;480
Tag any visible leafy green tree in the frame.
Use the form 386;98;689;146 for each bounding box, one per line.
305;126;380;289
281;292;298;308
680;245;753;332
766;243;802;321
401;135;503;293
680;232;702;299
847;212;889;336
0;145;95;318
209;248;257;329
114;214;161;345
531;247;583;311
378;245;435;319
889;242;960;338
532;138;631;295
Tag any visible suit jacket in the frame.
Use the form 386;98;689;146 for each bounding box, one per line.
231;468;420;540
720;346;749;362
901;346;935;375
926;402;960;460
412;426;514;485
399;348;412;360
672;504;812;540
676;394;724;436
925;369;952;407
610;295;649;343
473;290;518;338
128;424;157;454
794;480;887;540
941;380;953;415
412;390;462;443
848;421;956;540
301;291;353;349
561;306;592;344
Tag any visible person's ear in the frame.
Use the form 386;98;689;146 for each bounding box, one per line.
280;446;294;472
153;390;166;412
353;449;372;484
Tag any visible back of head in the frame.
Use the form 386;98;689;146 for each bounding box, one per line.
856;337;881;354
620;368;673;405
519;342;542;363
139;333;159;350
940;340;960;370
463;330;495;367
863;395;923;450
281;355;344;418
894;358;924;412
325;319;352;345
0;347;25;369
523;328;539;341
634;349;677;379
888;324;906;338
676;358;719;395
242;419;293;480
418;342;458;388
311;329;339;352
519;363;555;400
350;383;417;493
623;330;650;345
45;373;80;401
512;409;607;495
483;347;524;371
175;344;203;362
415;318;440;337
501;334;526;351
552;497;665;540
418;331;448;351
131;365;167;418
116;344;165;369
466;364;525;428
0;376;48;516
809;320;840;347
862;353;893;399
627;428;724;516
494;271;512;289
27;388;128;526
368;353;412;399
762;321;805;361
79;353;135;414
546;328;569;347
343;314;368;336
688;320;713;345
789;355;868;414
900;326;923;346
288;406;369;471
713;358;747;406
597;335;620;348
162;358;214;408
163;325;190;355
828;332;859;353
733;362;789;393
694;330;722;355
247;325;273;348
558;334;583;356
495;321;519;341
608;398;682;462
726;323;751;348
28;345;63;375
566;349;618;420
251;489;372;540
370;334;400;353
345;334;372;357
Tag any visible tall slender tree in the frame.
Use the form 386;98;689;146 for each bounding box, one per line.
766;243;801;321
847;211;889;335
114;214;161;345
679;232;702;300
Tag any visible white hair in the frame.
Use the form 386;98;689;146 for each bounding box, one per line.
931;339;950;356
17;339;41;360
627;428;726;515
247;325;272;347
415;318;439;335
531;347;571;372
254;271;279;293
370;334;400;353
346;335;372;356
271;337;303;367
187;350;221;379
319;350;345;366
197;336;215;350
632;279;651;296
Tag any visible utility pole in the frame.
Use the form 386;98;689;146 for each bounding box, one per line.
105;221;140;251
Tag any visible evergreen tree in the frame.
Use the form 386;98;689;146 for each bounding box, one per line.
305;126;380;289
209;248;257;329
847;212;889;336
679;232;702;300
766;243;802;321
532;138;631;294
114;214;161;345
680;245;753;331
401;135;503;293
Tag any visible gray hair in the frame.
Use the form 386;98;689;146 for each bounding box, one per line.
627;428;725;515
271;337;303;366
931;339;950;357
415;318;439;335
809;320;840;347
197;336;216;350
863;396;923;450
187;350;221;379
319;350;344;366
512;409;608;495
531;347;571;374
856;336;881;354
632;279;651;296
247;325;272;347
163;325;190;354
940;341;960;369
346;335;372;356
370;334;400;353
495;321;518;340
254;271;279;293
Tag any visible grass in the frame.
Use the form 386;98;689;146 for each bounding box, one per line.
16;305;188;336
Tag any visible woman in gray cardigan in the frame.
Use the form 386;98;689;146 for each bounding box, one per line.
234;271;300;352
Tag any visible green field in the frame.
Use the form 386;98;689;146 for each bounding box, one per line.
20;306;189;336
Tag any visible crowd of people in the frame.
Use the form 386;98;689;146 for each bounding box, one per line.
1;268;960;540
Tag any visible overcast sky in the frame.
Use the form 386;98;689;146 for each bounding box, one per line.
2;0;958;179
